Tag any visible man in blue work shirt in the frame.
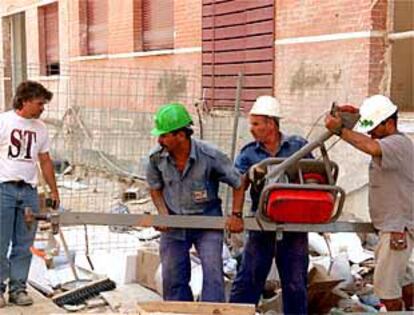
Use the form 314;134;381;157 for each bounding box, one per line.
146;103;245;302
229;96;310;314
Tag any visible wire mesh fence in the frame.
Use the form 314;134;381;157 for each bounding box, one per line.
0;60;373;254
0;62;247;253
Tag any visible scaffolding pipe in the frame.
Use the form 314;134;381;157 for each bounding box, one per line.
58;212;376;233
224;73;243;216
388;30;414;41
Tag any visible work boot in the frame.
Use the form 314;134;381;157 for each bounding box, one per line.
9;291;33;306
0;294;5;308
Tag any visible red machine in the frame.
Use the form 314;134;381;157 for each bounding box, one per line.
251;104;359;225
256;159;344;224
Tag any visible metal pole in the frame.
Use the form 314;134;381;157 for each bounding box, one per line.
57;212;376;233
388;30;414;41
263;130;334;181
224;73;243;215
230;73;243;161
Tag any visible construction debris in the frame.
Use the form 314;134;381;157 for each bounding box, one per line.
101;283;162;313
25;216;389;314
136;245;161;293
136;301;255;315
306;232;380;313
28;172;385;314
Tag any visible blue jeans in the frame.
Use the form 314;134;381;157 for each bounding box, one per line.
230;231;309;315
0;182;39;294
160;229;224;302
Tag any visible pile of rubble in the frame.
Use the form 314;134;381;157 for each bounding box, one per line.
258;232;381;314
28;212;383;314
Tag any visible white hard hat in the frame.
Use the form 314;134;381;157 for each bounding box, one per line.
357;95;397;133
249;95;282;118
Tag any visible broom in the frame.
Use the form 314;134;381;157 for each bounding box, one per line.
52;278;116;306
52;227;116;306
37;164;116;306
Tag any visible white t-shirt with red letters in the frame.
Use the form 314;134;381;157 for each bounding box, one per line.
0;110;50;186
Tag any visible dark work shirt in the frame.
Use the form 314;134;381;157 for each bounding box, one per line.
146;138;241;216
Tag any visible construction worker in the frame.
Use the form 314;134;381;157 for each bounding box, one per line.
0;81;60;308
228;96;311;314
325;95;414;311
146;103;244;302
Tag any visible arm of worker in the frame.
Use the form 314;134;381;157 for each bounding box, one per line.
225;175;249;233
38;152;60;209
148;189;170;232
145;154;171;231
325;113;382;157
149;189;169;215
207;149;246;233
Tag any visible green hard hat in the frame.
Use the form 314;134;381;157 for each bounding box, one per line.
151;103;193;136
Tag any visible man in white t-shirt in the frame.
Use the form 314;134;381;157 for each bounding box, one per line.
0;81;60;308
325;95;414;311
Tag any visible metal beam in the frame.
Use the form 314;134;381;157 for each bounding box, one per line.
388;30;414;41
59;212;376;233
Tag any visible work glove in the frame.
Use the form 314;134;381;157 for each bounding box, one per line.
335;104;359;114
326;103;360;134
248;164;267;186
335;104;360;130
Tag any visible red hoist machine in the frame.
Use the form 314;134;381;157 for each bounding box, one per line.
250;104;360;227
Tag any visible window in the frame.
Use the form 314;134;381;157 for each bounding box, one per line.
38;3;59;75
390;1;413;111
86;0;108;55
142;0;174;51
202;0;274;110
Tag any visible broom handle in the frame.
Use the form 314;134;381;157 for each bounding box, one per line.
59;229;80;281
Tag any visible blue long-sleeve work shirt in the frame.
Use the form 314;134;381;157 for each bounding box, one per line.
146;138;241;217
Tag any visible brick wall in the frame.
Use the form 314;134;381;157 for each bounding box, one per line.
174;0;201;48
0;0;37;13
0;0;202;114
0;0;201;66
275;40;370;127
108;1;134;54
273;0;389;130
275;0;374;38
1;0;408;215
68;0;85;57
1;0;390;114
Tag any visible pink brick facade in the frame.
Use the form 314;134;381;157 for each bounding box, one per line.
1;0;409;117
273;0;389;125
0;0;411;208
0;0;202;112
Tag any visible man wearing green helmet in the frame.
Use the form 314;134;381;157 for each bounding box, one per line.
146;103;245;302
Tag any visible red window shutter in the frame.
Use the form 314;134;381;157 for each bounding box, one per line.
202;0;275;111
142;0;174;50
44;3;59;65
38;2;59;75
87;0;108;55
